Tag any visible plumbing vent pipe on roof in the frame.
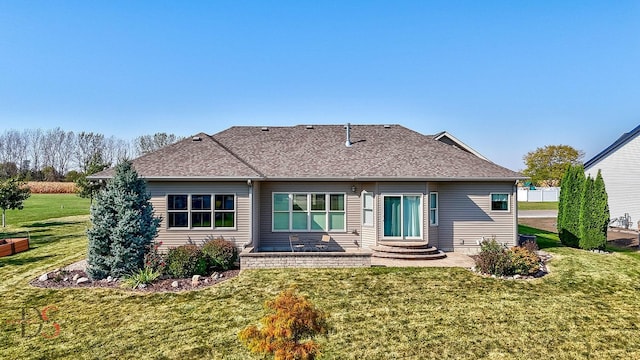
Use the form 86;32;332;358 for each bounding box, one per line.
345;123;352;147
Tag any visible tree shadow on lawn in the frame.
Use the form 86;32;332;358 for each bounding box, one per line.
25;220;83;228
0;254;55;266
518;224;562;250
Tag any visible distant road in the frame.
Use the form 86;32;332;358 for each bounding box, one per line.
518;210;558;218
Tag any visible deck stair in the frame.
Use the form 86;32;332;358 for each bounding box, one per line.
370;241;446;260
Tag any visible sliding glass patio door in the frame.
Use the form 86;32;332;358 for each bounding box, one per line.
383;195;422;239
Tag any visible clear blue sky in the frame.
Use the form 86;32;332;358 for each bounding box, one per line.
1;1;639;171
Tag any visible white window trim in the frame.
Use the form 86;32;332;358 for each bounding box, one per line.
381;193;423;240
362;191;374;227
272;192;347;232
166;193;237;230
489;192;510;212
429;191;438;226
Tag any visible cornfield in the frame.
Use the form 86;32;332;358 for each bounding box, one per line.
27;181;77;194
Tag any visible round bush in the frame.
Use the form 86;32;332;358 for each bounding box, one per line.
202;238;238;270
166;245;208;278
509;246;540;275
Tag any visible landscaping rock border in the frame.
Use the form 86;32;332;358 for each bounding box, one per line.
30;262;240;293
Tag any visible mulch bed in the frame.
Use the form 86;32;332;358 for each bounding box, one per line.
30;268;240;293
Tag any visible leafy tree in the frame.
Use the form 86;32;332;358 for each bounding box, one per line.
86;161;161;280
558;164;585;247
579;171;609;250
0;177;31;227
239;288;329;360
522;145;584;186
75;153;110;202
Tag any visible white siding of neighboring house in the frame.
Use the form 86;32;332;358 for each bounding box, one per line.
586;133;640;230
148;181;251;251
437;182;517;253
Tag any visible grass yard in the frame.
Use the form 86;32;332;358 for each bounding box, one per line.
518;201;558;211
2;194;90;228
2;195;640;359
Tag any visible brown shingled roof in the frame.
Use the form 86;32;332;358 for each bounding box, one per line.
92;133;262;179
92;125;524;181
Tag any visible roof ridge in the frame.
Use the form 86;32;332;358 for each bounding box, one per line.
585;123;640;169
206;134;266;178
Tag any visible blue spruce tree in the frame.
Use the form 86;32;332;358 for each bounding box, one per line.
86;161;161;279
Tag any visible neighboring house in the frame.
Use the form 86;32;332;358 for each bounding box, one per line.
91;124;524;264
585;124;640;230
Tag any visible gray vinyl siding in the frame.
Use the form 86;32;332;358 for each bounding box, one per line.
585;134;640;230
359;182;377;249
259;182;361;251
148;181;251;250
438;182;517;252
376;182;429;243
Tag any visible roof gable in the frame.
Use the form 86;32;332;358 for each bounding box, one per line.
585;124;640;170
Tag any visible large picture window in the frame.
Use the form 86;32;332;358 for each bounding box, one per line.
167;194;236;229
383;194;422;239
272;193;345;232
490;193;509;211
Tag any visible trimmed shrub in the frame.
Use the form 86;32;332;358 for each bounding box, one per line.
202;237;238;270
509;246;540;275
166;245;208;278
475;239;512;276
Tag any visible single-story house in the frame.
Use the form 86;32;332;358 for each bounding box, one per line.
92;124;524;267
585;124;640;230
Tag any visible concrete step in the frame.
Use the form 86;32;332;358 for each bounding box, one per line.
371;251;447;260
377;241;430;248
370;245;441;255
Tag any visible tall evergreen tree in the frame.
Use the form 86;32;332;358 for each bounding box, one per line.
556;166;571;235
558;164;585;247
578;170;609;250
86;161;161;279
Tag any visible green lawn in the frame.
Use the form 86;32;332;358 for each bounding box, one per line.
2;195;640;359
518;201;558;210
2;194;90;228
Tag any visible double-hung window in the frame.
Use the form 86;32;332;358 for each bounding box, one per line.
429;192;438;226
272;193;345;232
167;194;236;229
383;194;422;239
490;193;509;211
362;192;374;226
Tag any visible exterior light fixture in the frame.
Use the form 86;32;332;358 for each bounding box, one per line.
351;185;357;193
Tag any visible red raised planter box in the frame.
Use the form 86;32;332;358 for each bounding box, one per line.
0;238;30;257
